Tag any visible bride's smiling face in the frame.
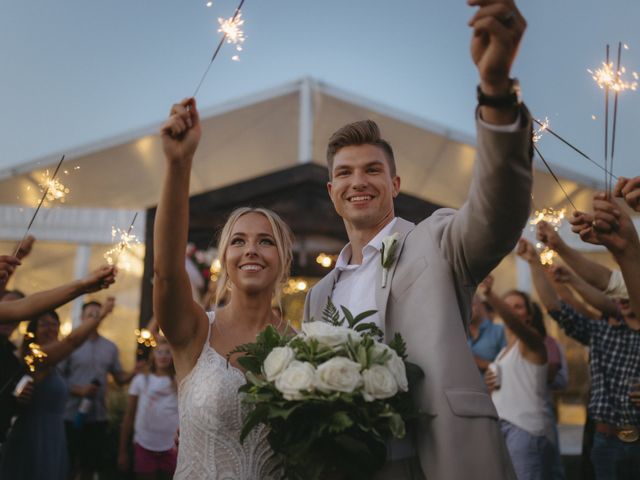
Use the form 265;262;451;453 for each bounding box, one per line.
225;212;280;295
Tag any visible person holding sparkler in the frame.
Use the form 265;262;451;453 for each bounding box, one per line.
154;98;294;479
302;0;531;477
0;267;117;480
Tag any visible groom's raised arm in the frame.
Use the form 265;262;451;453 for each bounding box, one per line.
438;0;532;285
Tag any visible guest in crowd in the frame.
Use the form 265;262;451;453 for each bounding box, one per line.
480;275;554;480
0;266;117;480
467;293;506;373
60;297;139;480
0;290;31;449
118;336;179;479
523;230;640;480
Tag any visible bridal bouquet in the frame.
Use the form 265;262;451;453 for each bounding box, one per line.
230;301;423;480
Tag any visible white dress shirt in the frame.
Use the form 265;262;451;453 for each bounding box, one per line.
330;218;398;334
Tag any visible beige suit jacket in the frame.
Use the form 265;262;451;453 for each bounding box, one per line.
303;110;533;480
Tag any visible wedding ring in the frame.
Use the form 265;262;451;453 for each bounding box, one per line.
500;10;516;26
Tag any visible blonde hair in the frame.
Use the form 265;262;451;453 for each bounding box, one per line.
214;207;294;308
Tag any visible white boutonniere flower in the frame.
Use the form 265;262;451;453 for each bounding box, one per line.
380;233;399;288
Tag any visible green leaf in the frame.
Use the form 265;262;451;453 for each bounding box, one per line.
240;404;269;442
329;411;354;433
388;333;407;359
237;356;262;374
388;413;406;438
321;297;341;326
244;371;267;387
341;305;356;328
352;309;377;324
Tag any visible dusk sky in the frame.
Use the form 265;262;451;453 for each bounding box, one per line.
1;0;639;185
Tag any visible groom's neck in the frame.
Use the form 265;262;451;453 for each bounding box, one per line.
343;215;394;265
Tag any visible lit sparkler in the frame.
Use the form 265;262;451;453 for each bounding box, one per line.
24;333;48;373
536;243;558;266
529;208;566;231
218;11;245;53
135;328;157;348
14;154;66;256
192;0;247;98
588;62;638;92
533;117;550;143
39;170;70;205
589;43;638;195
104;213;139;267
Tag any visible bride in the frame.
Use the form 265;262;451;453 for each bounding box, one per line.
153;97;294;479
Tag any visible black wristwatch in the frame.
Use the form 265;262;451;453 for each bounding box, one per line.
477;78;521;108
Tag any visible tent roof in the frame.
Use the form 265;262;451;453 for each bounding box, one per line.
0;78;609;212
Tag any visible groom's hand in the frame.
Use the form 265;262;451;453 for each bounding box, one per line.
468;0;526;124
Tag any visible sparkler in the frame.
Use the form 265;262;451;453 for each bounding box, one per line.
529;207;566;231
14;155;65;256
192;0;247;98
532;145;577;211
532;117;550;143
589;42;638;195
536;244;558;266
532;118;617;180
135;328;157;348
104;213;139;267
23;333;48;373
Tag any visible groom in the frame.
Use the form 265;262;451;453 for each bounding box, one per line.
303;0;531;478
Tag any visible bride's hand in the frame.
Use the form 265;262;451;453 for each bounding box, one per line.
161;98;202;165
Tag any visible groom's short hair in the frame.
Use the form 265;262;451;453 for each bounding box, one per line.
326;120;396;178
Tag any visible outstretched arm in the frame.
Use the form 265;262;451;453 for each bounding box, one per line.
153;98;208;373
440;0;532;286
551;265;617;317
589;194;640;317
480;275;546;359
0;266;116;324
537;220;612;291
516;239;561;312
40;296;116;368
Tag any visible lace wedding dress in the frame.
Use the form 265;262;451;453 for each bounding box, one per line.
174;311;280;479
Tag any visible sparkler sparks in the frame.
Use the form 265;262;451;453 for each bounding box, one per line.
588;62;638;92
39;170;70;205
104;226;138;267
218;11;245;53
536;244;558;266
104;213;139;267
529;208;566;231
533;117;550;143
135;328;157;348
24;333;48;373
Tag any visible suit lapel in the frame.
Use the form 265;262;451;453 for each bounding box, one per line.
374;218;415;340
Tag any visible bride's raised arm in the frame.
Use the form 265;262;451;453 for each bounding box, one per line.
153;98;209;376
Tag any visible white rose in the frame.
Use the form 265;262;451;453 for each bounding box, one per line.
314;357;363;393
361;365;398;401
275;361;316;400
387;353;408;392
373;343;408;392
301;321;360;347
263;346;296;381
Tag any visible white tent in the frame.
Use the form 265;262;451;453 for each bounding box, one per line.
0;78;633;374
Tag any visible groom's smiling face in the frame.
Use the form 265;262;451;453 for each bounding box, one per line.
327;144;400;231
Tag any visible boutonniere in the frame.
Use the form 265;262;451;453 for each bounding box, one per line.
380;233;400;288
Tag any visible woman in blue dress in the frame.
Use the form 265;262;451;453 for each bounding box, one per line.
0;267;116;480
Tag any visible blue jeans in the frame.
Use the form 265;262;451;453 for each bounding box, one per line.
500;420;554;480
590;431;640;480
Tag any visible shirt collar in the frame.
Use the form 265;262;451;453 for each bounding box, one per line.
334;218;398;271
